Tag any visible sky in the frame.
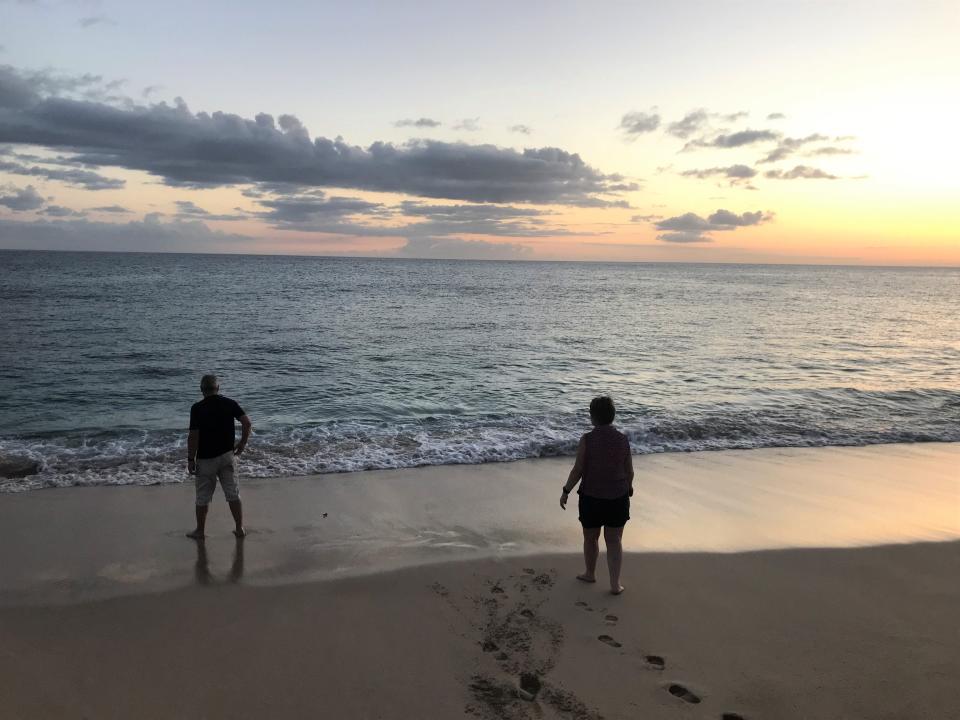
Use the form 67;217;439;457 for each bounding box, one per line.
0;0;958;264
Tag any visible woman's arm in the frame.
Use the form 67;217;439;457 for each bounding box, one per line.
560;437;586;508
624;450;634;496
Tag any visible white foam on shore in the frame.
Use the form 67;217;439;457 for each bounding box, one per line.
3;405;958;492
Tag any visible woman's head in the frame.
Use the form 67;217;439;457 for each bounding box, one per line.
589;396;616;425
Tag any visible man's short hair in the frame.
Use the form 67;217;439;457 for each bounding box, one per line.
589;396;616;425
200;374;220;394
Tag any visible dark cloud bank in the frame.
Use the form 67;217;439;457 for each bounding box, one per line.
0;65;632;208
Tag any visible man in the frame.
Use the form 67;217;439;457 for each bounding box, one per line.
186;374;252;539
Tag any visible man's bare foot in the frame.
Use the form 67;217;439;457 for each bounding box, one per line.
611;585;625;595
233;527;246;538
186;529;205;540
576;574;596;583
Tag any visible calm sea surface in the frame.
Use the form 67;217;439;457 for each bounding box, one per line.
0;251;957;492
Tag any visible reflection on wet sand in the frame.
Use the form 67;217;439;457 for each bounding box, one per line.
194;538;244;586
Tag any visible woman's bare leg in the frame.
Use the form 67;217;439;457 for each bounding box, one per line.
604;525;624;594
578;527;601;582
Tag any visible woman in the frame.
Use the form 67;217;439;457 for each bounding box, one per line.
560;396;633;595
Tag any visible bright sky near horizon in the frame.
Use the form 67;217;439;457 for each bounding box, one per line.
0;0;958;264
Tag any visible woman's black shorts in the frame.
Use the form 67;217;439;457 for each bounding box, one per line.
578;493;630;529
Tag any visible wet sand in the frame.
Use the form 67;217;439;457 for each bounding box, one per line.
0;443;958;718
1;442;957;606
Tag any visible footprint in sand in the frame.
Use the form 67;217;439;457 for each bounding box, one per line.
645;655;665;669
518;672;542;700
597;634;622;648
722;714;746;720
519;608;535;619
604;614;618;624
522;568;535;575
574;601;594;612
667;684;701;704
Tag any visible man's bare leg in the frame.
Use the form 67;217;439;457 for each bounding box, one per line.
187;505;208;539
604;525;625;594
228;499;245;538
578;527;601;582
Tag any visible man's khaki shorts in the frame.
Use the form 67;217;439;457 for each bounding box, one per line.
195;451;239;506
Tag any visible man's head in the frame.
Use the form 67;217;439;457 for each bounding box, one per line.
589;396;616;426
200;374;220;397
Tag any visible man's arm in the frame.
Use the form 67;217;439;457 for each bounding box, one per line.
560;437;586;509
187;429;199;473
235;415;252;455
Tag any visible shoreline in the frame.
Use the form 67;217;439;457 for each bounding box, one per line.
0;441;957;607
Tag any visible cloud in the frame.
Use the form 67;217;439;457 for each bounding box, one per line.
680;164;756;181
252;191;394;235
767;112;786;120
0;213;255;252
0;65;122;106
89;204;130;213
764;165;838;180
758;133;830;163
508;124;532;135
666;109;709;139
706;209;768;227
684;129;780;151
0;158;125;189
666;109;748;139
398;235;532;260
0;65;629;206
398;201;574;238
653;208;771;242
0;183;43;210
142;85;162;99
249;191;579;242
718;111;749;122
40;204;84;217
805;146;855;157
174;199;249;221
630;213;662;222
453;117;480;131
79;15;114;28
394;117;441;128
620;109;660;137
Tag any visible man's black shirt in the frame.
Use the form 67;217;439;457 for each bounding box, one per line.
189;395;245;459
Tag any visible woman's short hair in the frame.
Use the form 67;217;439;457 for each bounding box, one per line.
589;396;616;425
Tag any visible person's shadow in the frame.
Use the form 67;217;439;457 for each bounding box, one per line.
194;537;244;586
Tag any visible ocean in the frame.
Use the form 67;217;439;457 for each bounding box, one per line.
0;250;957;492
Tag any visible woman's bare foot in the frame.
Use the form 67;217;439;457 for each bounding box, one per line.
186;529;205;540
576;574;596;583
610;584;625;595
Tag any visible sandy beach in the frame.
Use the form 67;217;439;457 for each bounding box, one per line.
1;443;958;719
